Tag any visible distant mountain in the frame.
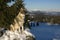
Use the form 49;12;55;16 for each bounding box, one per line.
28;10;60;16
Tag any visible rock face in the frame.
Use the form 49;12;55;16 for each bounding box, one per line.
0;8;35;40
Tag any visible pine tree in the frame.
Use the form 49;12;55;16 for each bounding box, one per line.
24;13;31;29
0;0;25;29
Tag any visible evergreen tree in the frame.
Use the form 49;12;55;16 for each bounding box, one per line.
24;13;31;29
0;0;25;29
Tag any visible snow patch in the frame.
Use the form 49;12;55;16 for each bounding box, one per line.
0;28;35;40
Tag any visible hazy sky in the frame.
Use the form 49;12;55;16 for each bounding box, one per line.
24;0;60;11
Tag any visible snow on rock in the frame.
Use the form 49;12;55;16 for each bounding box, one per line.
0;28;35;40
24;28;35;38
0;30;26;40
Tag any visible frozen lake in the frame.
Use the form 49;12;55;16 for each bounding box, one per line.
30;22;60;40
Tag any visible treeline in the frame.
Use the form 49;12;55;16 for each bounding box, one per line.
29;14;60;24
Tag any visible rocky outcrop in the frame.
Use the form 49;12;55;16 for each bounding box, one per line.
0;28;35;40
0;8;35;40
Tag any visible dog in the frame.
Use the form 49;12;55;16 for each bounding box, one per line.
10;8;25;33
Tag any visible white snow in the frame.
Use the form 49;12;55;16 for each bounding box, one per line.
53;38;60;40
46;23;59;25
0;28;34;40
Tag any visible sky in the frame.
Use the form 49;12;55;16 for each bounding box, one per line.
24;0;60;11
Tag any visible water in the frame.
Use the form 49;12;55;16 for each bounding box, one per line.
30;22;60;40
